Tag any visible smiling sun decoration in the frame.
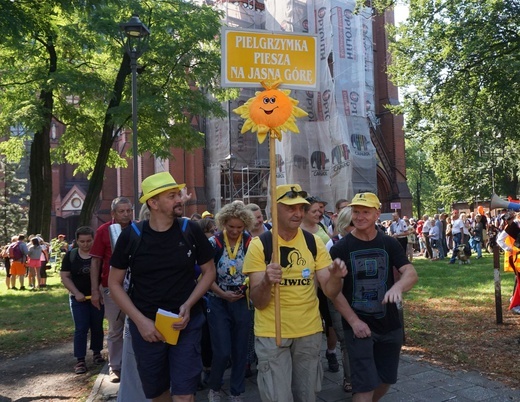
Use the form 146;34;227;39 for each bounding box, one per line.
233;81;308;144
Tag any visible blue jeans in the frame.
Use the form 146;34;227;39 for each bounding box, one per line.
207;295;251;396
474;240;482;258
449;233;462;263
69;296;105;359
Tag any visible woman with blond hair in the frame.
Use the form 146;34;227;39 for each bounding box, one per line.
207;201;255;402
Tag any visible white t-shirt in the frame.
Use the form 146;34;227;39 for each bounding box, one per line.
451;218;465;234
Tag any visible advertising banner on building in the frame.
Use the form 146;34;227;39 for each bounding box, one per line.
209;0;378;211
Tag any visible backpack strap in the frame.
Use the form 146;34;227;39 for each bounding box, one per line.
301;229;317;260
124;220;145;296
243;232;252;250
69;248;79;264
260;229;317;264
177;218;194;252
259;230;273;264
126;221;145;267
213;232;225;264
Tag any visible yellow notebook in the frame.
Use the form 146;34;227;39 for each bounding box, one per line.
155;308;182;345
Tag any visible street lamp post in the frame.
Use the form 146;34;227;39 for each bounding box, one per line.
120;14;150;220
225;153;237;203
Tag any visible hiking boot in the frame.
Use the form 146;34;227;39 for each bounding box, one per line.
208;389;221;402
326;351;339;372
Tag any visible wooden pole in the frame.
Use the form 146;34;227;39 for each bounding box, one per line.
269;135;282;346
493;245;503;324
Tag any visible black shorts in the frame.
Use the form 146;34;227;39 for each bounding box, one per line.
317;288;333;329
345;327;403;393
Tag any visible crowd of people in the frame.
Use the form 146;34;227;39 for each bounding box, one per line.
1;233;54;291
375;208;511;264
101;173;417;402
6;175;520;402
0;175;420;402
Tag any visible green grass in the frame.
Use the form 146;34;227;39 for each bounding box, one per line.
0;269;75;357
407;252;516;305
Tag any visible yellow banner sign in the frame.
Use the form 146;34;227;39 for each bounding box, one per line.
221;28;318;90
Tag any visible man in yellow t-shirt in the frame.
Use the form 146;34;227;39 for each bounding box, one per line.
243;184;346;402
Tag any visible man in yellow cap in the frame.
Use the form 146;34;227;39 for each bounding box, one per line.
243;184;347;402
108;171;216;402
330;192;418;402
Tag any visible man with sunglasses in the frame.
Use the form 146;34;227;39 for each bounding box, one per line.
243;184;347;402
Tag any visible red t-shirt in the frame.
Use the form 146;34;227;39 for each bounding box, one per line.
89;221;114;288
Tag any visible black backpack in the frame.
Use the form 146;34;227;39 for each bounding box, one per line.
259;229;317;264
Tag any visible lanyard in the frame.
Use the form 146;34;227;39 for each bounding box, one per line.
223;230;242;276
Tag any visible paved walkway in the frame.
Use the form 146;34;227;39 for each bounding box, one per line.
88;335;520;402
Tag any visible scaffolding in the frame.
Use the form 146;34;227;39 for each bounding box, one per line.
220;166;270;207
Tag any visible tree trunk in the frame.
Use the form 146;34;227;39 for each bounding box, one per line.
28;38;56;239
79;53;131;227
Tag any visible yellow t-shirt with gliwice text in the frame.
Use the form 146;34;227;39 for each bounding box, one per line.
243;229;332;338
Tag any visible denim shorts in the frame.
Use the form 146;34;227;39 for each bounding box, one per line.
345;327;403;394
129;312;204;398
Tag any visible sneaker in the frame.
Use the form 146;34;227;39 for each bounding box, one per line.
109;368;121;383
511;306;520;315
208;389;221;402
19;286;26;290
326;351;339;373
229;396;243;402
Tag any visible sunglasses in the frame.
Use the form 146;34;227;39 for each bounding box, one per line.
277;187;308;202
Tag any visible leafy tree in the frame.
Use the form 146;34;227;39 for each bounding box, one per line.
66;1;230;225
382;0;520;203
404;137;439;217
0;156;29;245
1;1;232;234
0;1;101;237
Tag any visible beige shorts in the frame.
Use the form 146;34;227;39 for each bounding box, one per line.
255;332;323;402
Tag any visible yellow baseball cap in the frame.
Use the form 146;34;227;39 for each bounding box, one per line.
139;172;185;203
349;192;381;209
201;211;214;219
275;184;309;205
